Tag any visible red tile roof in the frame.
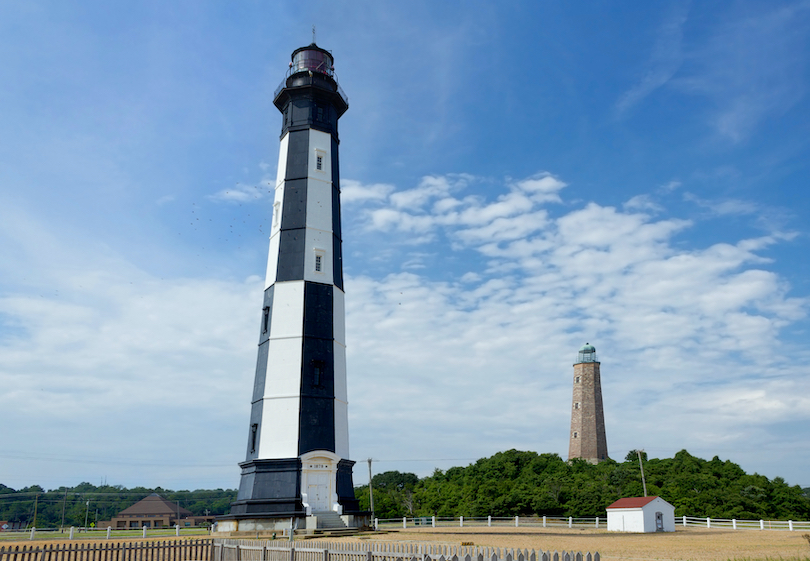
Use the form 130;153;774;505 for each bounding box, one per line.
607;496;660;509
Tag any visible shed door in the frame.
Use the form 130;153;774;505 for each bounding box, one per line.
655;511;663;531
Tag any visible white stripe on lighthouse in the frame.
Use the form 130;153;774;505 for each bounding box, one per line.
268;282;304;339
257;396;300;459
265;133;289;289
334;397;349;458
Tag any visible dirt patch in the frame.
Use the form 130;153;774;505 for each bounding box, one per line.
2;528;808;561
340;526;809;561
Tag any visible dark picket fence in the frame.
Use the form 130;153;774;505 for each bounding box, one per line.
0;539;212;561
212;540;599;561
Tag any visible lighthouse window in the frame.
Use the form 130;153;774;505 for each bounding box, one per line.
314;149;326;173
573;432;578;438
312;360;325;386
574;402;580;410
262;307;270;333
314;254;322;272
575;376;580;383
250;423;258;453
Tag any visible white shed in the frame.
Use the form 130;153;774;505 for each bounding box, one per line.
606;496;675;533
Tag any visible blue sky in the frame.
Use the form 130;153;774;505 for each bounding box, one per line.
2;0;810;493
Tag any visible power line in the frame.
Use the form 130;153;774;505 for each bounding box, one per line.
4;452;232;468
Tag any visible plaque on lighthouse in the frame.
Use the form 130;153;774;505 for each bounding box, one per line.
217;43;365;533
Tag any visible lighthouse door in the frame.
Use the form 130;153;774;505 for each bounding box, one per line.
308;472;329;511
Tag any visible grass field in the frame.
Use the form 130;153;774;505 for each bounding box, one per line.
345;526;810;561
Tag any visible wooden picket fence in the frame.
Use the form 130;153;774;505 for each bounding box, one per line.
212;539;599;561
0;539;212;561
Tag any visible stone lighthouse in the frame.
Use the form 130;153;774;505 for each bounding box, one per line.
568;343;609;464
218;43;363;533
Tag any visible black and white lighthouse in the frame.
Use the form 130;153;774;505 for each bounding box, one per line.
219;43;362;532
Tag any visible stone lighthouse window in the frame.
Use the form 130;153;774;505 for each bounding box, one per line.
316;155;323;170
574;402;580;410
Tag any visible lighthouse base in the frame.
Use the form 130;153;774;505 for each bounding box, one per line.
220;454;362;529
228;458;305;518
213;513;371;536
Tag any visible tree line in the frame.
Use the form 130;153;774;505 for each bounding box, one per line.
356;449;810;520
3;449;808;528
0;483;236;528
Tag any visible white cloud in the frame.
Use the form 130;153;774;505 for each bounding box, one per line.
684;192;760;216
513;174;567;203
2;171;808;489
341;179;395;204
207;183;270;203
341;172;808;481
615;2;689;115
672;3;810;141
624;194;664;213
660;180;682;192
389;174;473;209
356;173;566;245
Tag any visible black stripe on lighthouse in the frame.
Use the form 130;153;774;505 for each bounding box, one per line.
245;285;275;462
298;281;336;455
331;136;343;291
275;129;310;282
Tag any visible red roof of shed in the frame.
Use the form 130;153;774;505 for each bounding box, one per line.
607;496;660;509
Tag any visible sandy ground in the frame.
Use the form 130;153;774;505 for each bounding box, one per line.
341;526;810;561
3;528;809;561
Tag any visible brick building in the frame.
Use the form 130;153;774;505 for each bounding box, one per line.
97;494;212;529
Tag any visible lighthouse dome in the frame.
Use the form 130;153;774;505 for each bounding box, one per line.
576;342;598;363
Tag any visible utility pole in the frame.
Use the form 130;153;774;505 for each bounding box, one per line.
367;458;375;520
60;489;68;531
32;494;39;528
637;449;648;497
84;499;90;531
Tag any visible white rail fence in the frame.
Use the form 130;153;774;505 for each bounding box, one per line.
3;526;208;541
375;515;810;532
212;540;599;561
